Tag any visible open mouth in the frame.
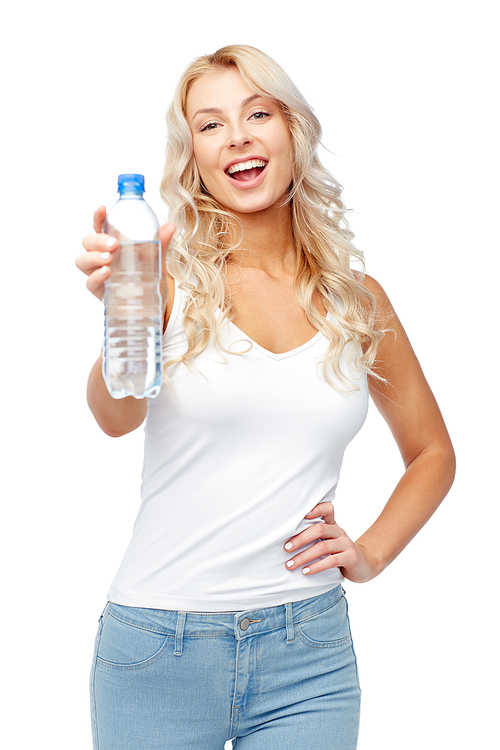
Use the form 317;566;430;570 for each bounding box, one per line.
226;159;268;182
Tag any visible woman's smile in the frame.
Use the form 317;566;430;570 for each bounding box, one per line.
186;67;293;216
224;157;269;189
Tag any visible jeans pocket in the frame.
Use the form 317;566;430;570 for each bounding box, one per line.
96;609;171;669
295;593;352;649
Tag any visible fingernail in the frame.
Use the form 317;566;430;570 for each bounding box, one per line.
100;252;110;260
106;238;116;248
302;567;310;575
286;560;295;568
99;266;108;275
284;542;293;551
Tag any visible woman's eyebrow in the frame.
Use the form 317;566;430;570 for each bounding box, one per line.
191;94;262;120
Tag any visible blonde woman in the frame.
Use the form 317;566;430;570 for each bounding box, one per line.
77;45;455;750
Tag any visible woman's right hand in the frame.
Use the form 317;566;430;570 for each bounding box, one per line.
76;206;116;302
76;206;176;305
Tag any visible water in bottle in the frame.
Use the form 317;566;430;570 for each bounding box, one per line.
102;174;163;399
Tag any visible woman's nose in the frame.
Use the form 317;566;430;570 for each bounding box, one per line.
227;124;252;149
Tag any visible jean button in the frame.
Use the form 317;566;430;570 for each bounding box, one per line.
239;617;250;631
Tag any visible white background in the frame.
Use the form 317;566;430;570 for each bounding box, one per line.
1;0;498;747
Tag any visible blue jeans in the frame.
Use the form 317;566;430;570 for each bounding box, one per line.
90;585;360;749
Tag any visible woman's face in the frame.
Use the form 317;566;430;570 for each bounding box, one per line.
186;67;293;218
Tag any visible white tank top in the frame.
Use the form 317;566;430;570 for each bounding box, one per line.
107;280;369;611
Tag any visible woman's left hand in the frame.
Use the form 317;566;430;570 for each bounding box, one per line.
283;502;380;583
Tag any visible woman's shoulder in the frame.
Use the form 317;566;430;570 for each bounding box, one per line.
163;274;177;333
354;271;387;298
352;272;395;326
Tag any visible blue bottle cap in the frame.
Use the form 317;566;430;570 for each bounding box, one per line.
117;174;145;193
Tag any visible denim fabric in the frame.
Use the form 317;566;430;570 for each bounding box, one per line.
90;585;360;749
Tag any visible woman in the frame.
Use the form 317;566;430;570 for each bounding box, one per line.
77;45;455;750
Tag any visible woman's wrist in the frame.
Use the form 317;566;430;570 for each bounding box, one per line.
351;540;387;582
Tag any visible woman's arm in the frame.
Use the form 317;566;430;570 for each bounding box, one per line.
284;275;456;582
86;352;149;438
351;274;456;578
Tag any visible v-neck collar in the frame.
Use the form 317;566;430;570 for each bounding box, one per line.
227;320;325;361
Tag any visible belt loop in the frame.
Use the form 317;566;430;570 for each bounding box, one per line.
174;611;186;656
285;602;294;644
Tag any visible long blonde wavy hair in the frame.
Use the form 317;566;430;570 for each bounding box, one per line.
160;45;382;391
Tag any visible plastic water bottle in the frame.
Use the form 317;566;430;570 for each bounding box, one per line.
102;174;162;399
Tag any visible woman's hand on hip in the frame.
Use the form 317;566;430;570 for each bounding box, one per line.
283;502;380;583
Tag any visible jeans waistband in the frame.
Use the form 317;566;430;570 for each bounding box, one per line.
106;585;344;647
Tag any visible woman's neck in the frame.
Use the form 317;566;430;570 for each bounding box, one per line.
227;203;296;276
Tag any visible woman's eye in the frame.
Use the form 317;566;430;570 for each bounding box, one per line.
250;111;270;120
200;122;220;132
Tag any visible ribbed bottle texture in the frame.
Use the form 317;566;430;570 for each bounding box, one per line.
102;175;162;399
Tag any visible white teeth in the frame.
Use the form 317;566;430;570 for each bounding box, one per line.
227;159;267;174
